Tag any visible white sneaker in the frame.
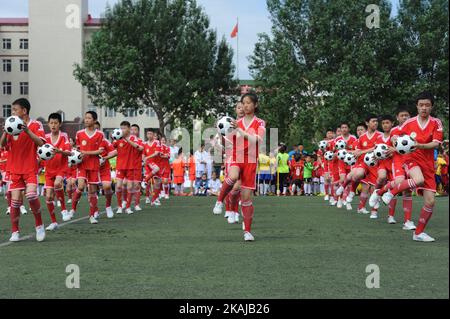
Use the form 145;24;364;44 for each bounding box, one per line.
89;216;98;224
346;192;355;203
335;186;344;196
224;211;231;219
413;232;435;242
9;231;20;242
46;223;58;231
6;207;10;215
403;220;416;230
94;211;99;219
36;225;46;242
329;198;337;206
57;201;61;207
121;202;126;209
141;181;147;189
234;213;240;223
213;201;223;215
20;205;27;215
337;199;343;209
244;232;254;242
159;191;165;199
60;210;68;220
388;216;397;224
134;205;142;212
357;208;369;214
346;203;352;211
106;207;114;219
62;210;73;222
116;207;123;214
324;195;329;201
164;194;169;200
126;208;134;215
151;199;161;207
67;198;72;204
382;191;394;205
369;190;381;208
145;197;151;204
227;213;235;224
370;212;378;219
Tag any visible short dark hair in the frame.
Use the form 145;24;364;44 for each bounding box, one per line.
357;122;367;130
365;114;378;123
12;98;31;115
120;121;131;127
131;124;140;131
416;91;434;106
340;122;350;128
48;112;62;123
396;107;411;115
85;111;98;121
380;114;394;122
241;93;259;113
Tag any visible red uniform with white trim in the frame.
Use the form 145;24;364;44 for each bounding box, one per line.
75;129;104;184
375;133;394;181
114;135;141;182
99;139;115;183
144;139;161;178
44;132;71;188
131;136;144;182
159;142;171;179
336;134;358;175
0;148;9;182
355;131;383;186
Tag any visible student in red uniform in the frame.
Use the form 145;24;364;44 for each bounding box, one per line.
329;127;342;205
143;130;163;206
66;138;77;206
70;111;105;224
0;98;46;242
213;93;266;242
322;130;335;202
289;153;303;196
131;124;144;211
159;136;171;200
378;92;444;242
44;113;72;230
187;150;196;196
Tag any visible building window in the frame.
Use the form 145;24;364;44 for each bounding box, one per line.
19;39;28;50
105;107;116;117
20;59;28;72
146;107;156;117
87;105;97;112
103;129;115;140
2;82;12;95
2;105;11;118
2;59;11;72
2;39;11;50
20;82;29;95
123;108;137;117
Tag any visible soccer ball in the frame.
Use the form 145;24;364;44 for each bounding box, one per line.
344;153;357;166
37;144;55;161
217;116;234;136
395;135;416;155
335;140;347;150
374;144;389;159
324;151;334;161
4;116;24;136
68;149;83;166
319;140;328;150
337;149;348;161
364;152;378;167
111;128;123;141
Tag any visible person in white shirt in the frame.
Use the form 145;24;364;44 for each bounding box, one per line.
169;139;179;164
208;171;222;196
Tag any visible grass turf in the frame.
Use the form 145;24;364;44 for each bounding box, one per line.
0;195;448;299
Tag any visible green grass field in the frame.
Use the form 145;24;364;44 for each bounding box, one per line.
0;195;448;299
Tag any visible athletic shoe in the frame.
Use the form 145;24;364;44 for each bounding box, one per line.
335;186;344;196
141;181;147;189
337;199;343;209
324;195;329;201
213;201;223;215
60;210;68;220
6;207;10;215
67;198;72;204
164;194;169;200
346;192;355;203
381;191;394;205
370;211;378;219
116;207;123;214
145;197;151;204
20;205;27;215
106;207;114;219
134;205;143;212
57;201;61;207
62;210;73;222
9;231;20;242
89;216;98;224
36;225;46;242
121;202;126;209
224;211;231;219
413;232;435;242
227;213;235;224
234;213;240;223
346;203;352;211
357;208;369;214
403;220;416;230
387;216;396;224
244;232;254;242
151;200;161;207
369;190;381;208
46;223;58;231
94;211;99;219
126;208;134;215
329;198;337;206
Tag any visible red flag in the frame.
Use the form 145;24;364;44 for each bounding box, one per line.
231;23;238;38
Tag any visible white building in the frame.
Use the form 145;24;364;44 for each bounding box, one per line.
0;0;159;138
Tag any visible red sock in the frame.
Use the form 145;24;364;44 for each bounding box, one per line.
27;192;43;227
324;183;329;195
55;188;66;211
67;188;74;201
403;195;413;222
218;178;236;203
126;190;133;209
105;190;113;208
377;181;395;196
6;191;12;207
10;199;22;233
72;189;82;211
388;198;397;217
46;200;57;223
230;190;240;213
135;187;141;206
241;200;254;232
225;194;231;212
145;184;150;197
358;192;368;210
392;179;417;196
123;188;128;202
88;193;98;217
151;188;160;203
415;204;433;235
116;187;123;207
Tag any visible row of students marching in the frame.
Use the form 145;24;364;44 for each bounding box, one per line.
318;91;444;242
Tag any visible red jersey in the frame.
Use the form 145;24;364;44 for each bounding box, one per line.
113;135;140;170
45;132;71;175
6;119;45;175
75;129;105;171
144;140;161;166
290;159;303;180
232;116;266;163
131;136;144;169
396;116;444;167
100;139;115;169
335;134;358;151
355;131;383;164
0;149;8;172
160;143;170;166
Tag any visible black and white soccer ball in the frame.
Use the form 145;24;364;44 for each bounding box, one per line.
335;140;347;150
217;116;234;136
394;135;416;155
374;143;389;159
37;143;55;161
344;153;357;166
319;140;328;150
324;151;334;161
337;149;348;161
68;149;83;166
364;152;378;167
111;128;123;141
4;116;24;136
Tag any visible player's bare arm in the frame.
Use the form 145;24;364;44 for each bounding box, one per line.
22;126;45;147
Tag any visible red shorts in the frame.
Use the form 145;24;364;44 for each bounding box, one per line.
160;165;170;179
2;171;10;183
392;156;407;180
338;161;351;176
404;159;436;195
173;176;184;184
9;173;38;191
77;168;100;184
45;171;65;189
99;165;112;183
116;169;136;181
134;169;142;182
355;162;378;186
145;163;161;179
229;161;257;190
377;158;393;181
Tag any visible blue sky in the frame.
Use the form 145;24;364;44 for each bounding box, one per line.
0;0;400;79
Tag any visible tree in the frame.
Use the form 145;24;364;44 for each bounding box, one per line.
74;0;236;133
